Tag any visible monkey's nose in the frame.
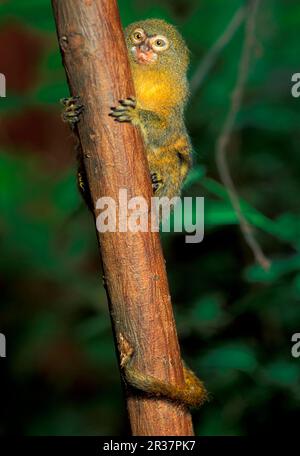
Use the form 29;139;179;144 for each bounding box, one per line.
139;43;151;53
136;48;156;64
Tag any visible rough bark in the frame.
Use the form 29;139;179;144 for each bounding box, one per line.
51;0;194;436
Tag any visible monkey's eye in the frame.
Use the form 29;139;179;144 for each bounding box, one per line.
132;29;145;44
151;35;169;52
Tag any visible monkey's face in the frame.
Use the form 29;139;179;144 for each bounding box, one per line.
129;27;167;65
125;19;189;71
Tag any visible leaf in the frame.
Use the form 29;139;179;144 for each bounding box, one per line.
199;343;257;373
191;295;224;322
245;255;300;283
184;165;206;189
263;361;300;386
202;177;296;242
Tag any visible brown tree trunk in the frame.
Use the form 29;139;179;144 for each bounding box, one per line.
51;0;194;436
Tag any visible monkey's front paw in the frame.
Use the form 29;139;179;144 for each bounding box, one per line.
109;97;137;123
61;96;84;128
151;172;163;193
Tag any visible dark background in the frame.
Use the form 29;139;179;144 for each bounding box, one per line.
0;0;299;435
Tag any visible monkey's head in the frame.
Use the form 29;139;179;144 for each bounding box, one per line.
125;19;189;72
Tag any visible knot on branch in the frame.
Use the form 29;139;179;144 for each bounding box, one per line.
59;32;85;53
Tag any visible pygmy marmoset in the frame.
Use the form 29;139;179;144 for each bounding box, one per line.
110;18;192;199
61;19;207;408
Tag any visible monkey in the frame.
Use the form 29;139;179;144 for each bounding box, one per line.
110;19;192;199
62;19;192;199
61;19;207;408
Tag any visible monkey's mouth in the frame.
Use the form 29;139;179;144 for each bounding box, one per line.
132;46;157;65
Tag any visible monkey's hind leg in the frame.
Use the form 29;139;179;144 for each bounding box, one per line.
119;335;208;408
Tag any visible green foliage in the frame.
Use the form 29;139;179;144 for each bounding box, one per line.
0;0;55;31
0;0;299;437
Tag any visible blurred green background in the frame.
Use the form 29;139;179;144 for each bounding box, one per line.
0;0;300;436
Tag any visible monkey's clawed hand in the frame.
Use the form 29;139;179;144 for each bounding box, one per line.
110;97;137;123
61;96;84;128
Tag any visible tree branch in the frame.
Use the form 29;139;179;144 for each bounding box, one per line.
51;0;194;436
191;5;247;93
215;0;270;270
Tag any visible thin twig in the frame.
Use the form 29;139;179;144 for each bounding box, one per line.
216;0;271;271
191;5;247;93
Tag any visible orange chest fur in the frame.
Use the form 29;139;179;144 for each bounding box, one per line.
132;67;183;114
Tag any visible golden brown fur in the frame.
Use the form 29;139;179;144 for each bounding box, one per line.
111;19;192;199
